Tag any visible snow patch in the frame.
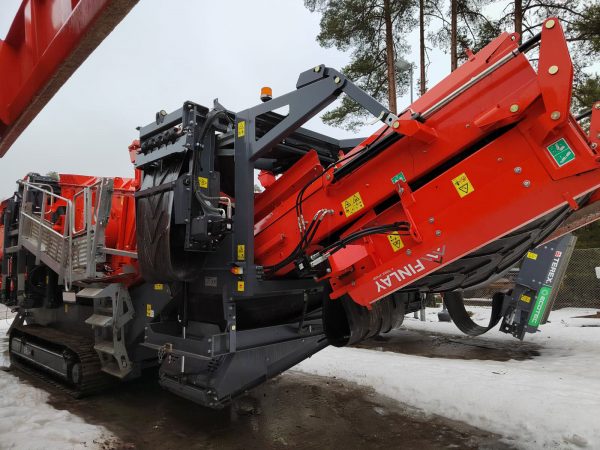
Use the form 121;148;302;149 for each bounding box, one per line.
0;306;111;449
295;307;600;449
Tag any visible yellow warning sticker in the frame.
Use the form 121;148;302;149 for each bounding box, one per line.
387;232;404;252
154;283;164;291
64;304;69;313
146;303;155;318
198;176;208;188
237;244;245;261
520;294;532;304
342;192;365;217
237;121;246;138
526;251;538;260
237;280;245;292
451;172;475;198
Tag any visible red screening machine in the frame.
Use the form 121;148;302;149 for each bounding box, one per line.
0;3;598;408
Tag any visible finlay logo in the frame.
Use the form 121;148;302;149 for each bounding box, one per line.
375;246;446;293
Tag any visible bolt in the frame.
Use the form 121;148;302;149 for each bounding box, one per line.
497;157;503;162
428;217;435;224
392;121;400;129
514;166;522;174
435;230;442;236
595;104;600;110
592;143;598;149
545;19;555;29
551;111;561;120
334;76;341;84
509;104;519;113
326;173;331;180
406;249;412;256
314;65;321;72
548;65;559;75
523;180;531;187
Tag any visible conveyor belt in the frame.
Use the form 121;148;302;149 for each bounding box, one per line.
136;157;202;281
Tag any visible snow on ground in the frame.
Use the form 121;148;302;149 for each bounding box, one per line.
295;306;600;449
0;306;111;450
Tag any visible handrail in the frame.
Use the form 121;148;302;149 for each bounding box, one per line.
71;179;103;234
17;178;117;290
19;180;74;290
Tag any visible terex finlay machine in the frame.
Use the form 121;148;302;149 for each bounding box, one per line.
1;1;599;407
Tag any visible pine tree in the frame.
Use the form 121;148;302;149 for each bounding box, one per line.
428;0;498;71
305;0;417;130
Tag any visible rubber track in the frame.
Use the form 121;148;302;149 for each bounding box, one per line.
10;324;113;398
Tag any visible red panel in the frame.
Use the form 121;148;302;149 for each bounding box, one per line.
253;18;600;308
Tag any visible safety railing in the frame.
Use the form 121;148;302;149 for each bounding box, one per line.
18;178;135;289
18;181;75;289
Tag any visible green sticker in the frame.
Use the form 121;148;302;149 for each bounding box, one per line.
546;138;575;167
391;171;406;184
528;285;552;327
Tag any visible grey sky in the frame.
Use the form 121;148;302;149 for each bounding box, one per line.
1;1;592;198
0;0;452;197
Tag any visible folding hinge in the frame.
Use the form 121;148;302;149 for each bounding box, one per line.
394;180;422;243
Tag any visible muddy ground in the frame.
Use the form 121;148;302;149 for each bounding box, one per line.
41;370;512;450
4;326;526;450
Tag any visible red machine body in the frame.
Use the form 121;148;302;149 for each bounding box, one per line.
253;19;600;307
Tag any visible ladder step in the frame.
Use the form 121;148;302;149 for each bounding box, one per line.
85;314;113;328
94;340;115;355
101;361;129;379
77;287;106;299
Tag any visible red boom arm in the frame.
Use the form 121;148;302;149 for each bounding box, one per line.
0;0;137;157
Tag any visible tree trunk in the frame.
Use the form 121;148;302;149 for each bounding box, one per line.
450;0;458;71
419;0;426;95
384;0;397;114
514;0;523;42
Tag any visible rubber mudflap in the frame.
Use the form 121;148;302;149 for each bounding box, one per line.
444;291;504;335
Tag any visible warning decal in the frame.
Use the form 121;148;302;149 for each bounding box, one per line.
520;294;532;304
237;244;245;261
387;232;404;252
526;251;538;260
451;172;474;198
237;281;245;292
342;192;365;217
237;121;246;138
198;176;208;188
